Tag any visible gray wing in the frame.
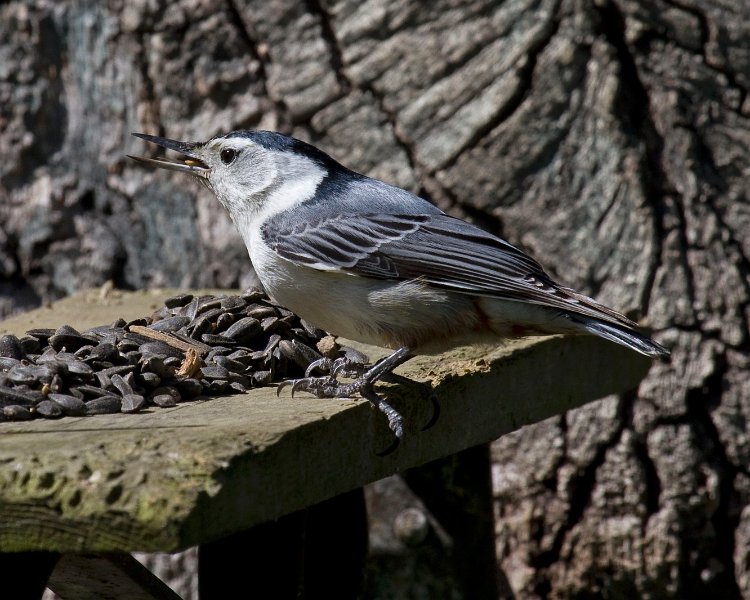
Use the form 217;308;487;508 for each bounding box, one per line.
261;212;637;327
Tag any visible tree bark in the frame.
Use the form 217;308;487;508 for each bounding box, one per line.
2;0;749;597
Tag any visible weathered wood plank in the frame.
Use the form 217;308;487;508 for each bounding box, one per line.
0;290;652;553
46;553;183;600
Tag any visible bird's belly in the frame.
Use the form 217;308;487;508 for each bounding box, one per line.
250;246;479;350
249;243;576;353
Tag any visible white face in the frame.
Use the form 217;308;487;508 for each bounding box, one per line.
195;137;279;217
130;131;327;230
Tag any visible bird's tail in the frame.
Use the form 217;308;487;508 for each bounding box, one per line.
571;316;670;359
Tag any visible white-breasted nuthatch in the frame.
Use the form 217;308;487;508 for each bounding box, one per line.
129;130;669;441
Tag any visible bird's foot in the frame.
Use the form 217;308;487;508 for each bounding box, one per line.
278;373;404;454
303;356;367;379
278;347;414;455
277;373;366;399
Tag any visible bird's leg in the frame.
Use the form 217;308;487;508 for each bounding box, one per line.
358;347;413;386
378;372;441;432
278;347;413;441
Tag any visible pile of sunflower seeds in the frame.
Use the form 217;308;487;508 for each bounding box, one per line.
0;290;360;422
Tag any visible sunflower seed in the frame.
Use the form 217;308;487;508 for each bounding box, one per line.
100;365;136;377
35;400;63;419
126;318;149;329
164;293;194;309
201;334;236;346
261;317;279;333
300;319;325;339
189;316;211;339
0;385;37;406
174;378;203;398
224;317;262;342
220;296;247;312
121;394;146;413
212;355;247;374
241;288;265;302
182;297;201;320
196;298;223;315
7;365;37;386
25;328;56;344
48;393;86;416
228;373;250;388
252;370;272;386
227;349;254;365
141;355;171;378
139;341;183;359
56;325;81;336
88;342;119;363
0;357;21;370
279;339;322;369
198;307;224;323
66;360;94;377
110;374;134;397
148;316;191;332
215;312;235;332
137;372;161;388
75;385;110;398
86;396;122;414
117;339;140;353
0;335;25;360
73;345;95;358
201;365;229;380
342;345;369;364
164;356;182;368
49;333;97;352
3;405;33;420
205;379;228;393
18;336;41;355
151;386;181;405
152;394;177;408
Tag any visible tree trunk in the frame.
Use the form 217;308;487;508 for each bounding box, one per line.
2;0;749;597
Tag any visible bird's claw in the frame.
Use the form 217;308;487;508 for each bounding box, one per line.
331;356;367;379
304;358;333;378
421;388;441;432
276;379;292;397
278;373;403;453
302;356;367;379
279;375;360;399
290;379;305;394
277;347;416;455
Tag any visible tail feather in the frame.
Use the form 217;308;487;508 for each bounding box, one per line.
572;317;670;359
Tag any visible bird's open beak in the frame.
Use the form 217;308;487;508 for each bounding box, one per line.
127;133;210;177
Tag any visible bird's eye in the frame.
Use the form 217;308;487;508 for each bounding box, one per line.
220;148;238;165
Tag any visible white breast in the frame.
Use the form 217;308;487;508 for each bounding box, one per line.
246;233;479;349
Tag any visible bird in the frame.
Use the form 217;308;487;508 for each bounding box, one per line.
129;130;669;442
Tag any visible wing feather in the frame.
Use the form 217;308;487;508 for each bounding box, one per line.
261;212;637;328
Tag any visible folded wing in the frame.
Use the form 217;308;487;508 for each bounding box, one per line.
261;212;638;329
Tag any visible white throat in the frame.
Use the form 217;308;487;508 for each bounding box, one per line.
235;153;326;248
